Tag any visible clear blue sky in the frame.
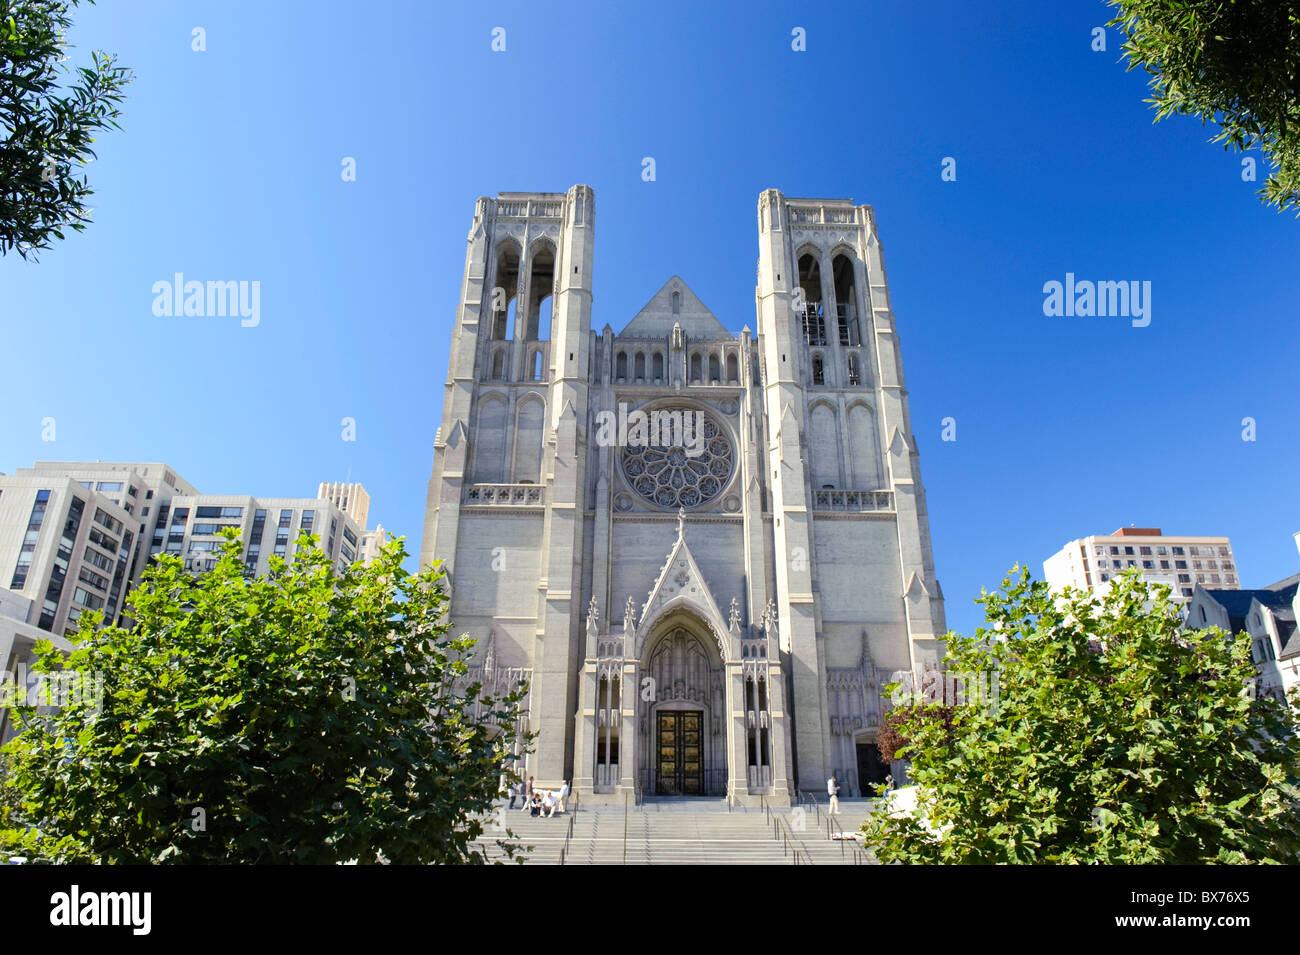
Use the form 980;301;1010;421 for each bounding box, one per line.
3;0;1297;639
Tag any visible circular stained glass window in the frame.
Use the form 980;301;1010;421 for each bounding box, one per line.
621;409;734;509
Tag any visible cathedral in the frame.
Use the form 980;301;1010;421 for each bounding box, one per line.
420;186;946;806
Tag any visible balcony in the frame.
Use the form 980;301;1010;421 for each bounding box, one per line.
813;489;894;512
462;484;544;507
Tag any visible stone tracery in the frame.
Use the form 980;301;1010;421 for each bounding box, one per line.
621;410;734;509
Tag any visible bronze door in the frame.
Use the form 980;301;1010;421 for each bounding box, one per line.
656;710;703;795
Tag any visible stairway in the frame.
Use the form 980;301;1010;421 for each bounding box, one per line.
474;797;875;865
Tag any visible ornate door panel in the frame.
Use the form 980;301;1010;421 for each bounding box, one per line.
656;710;703;795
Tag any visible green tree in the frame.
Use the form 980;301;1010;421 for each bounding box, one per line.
1107;0;1300;213
861;567;1300;864
1;0;131;259
0;531;529;864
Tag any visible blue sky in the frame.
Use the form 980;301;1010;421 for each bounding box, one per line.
3;0;1297;638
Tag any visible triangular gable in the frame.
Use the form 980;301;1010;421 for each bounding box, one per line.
641;512;728;631
888;426;915;456
619;276;733;340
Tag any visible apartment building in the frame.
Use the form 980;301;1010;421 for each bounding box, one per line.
1;461;384;739
1044;527;1238;604
1;462;381;637
156;494;368;577
0;471;143;636
1182;532;1300;705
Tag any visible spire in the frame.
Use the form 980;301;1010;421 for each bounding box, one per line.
586;595;600;637
728;597;742;634
624;595;637;635
676;506;686;541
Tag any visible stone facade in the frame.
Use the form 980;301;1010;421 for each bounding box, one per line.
420;187;945;805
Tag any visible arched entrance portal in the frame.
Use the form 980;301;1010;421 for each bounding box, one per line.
642;625;727;796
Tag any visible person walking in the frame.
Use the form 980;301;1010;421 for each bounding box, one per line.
521;776;534;812
827;774;840;815
507;779;521;810
558;779;570;813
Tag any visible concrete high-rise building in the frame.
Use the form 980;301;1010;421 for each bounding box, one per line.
420;187;946;805
318;482;370;528
1044;527;1238;604
1;463;383;739
153;493;368;577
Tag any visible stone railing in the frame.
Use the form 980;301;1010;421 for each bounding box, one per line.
812;489;894;512
788;204;856;226
462;484;544;507
496;199;563;219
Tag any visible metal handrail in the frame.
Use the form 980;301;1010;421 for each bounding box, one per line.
762;796;813;865
773;811;813;865
560;813;576;865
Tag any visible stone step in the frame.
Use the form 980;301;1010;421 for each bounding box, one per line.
475;802;872;865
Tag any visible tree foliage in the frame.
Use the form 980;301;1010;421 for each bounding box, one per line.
1;0;131;259
876;703;954;767
0;531;529;864
1107;0;1300;213
862;567;1300;863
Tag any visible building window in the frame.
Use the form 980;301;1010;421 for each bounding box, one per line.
1172;546;1185;556
846;353;860;386
10;489;52;589
811;354;825;386
196;506;243;519
1178;574;1190;583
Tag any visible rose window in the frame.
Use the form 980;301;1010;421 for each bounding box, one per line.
621;411;734;509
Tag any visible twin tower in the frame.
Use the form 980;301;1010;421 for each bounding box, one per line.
421;186;945;804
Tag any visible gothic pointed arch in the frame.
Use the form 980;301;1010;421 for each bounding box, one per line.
636;512;731;660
